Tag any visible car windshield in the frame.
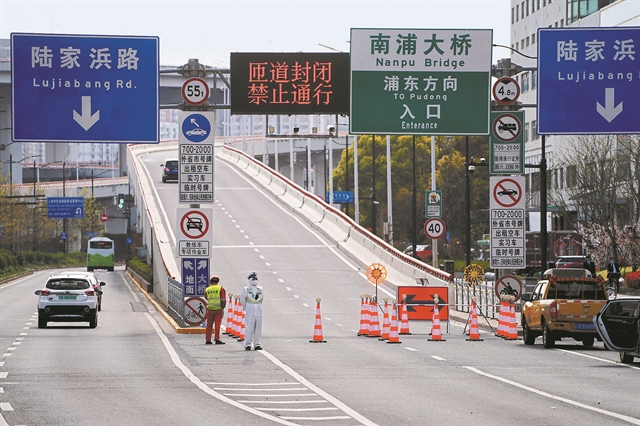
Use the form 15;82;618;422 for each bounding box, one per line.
46;279;90;290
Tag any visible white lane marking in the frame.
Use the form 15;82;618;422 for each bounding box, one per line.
240;230;245;234
464;366;640;425
6;348;15;352
259;256;265;260
278;279;284;283
143;313;299;426
265;263;271;266
556;349;640;371
404;347;418;352
0;413;7;426
244;235;249;239
431;356;446;361
0;387;3;393
235;225;240;228
1;354;10;358
282;415;351;421
0;403;12;411
20;333;27;336
25;323;32;326
286;287;292;291
214;387;308;391
257;407;339;412
224;163;360;272
11;342;21;346
258;350;378;426
324;317;332;322
223;393;315;397
0;373;6;379
293;295;299;299
16;338;24;341
207;382;302;386
0;362;3;367
22;327;29;330
238;400;325;404
302;303;309;308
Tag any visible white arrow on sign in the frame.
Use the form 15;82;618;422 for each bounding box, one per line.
197;259;208;270
73;96;100;130
596;88;623;123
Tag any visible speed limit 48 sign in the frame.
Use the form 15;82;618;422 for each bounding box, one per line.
182;77;210;106
424;218;446;239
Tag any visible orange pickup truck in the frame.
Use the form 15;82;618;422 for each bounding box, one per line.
521;268;608;348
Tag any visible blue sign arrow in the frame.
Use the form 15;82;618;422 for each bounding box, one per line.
11;33;159;143
326;191;354;203
537;27;640;134
182;257;209;297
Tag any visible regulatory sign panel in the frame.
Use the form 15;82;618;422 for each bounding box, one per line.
11;33;159;143
176;208;213;258
47;197;85;218
183;296;207;326
424;218;446;239
182;77;210;106
490;176;525;210
397;286;449;321
490;111;524;174
494;275;523;301
179;111;214;204
492;76;520;105
425;190;443;219
537;27;640;134
181;258;209;296
350;28;492;135
490;176;525;269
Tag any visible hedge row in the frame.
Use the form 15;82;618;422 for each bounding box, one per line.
0;249;85;273
128;257;153;284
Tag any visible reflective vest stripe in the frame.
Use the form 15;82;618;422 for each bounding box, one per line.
205;285;222;310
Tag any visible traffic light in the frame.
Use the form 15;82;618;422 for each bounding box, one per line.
117;194;125;210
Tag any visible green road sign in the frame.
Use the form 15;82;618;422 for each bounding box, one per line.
350;28;492;135
489;111;525;174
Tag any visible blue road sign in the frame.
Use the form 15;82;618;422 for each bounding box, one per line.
11;33;159;143
47;197;85;218
126;237;133;245
181;258;210;297
326;191;354;203
181;113;211;143
86;231;99;238
60;232;67;240
538;27;640;134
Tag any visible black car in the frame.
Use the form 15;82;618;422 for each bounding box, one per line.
161;159;179;182
594;296;640;363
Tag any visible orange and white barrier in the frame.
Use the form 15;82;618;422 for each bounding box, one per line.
466;298;483;341
224;293;234;335
310;298;327;343
497;295;507;338
239;304;245;342
379;298;390;341
357;294;370;336
429;295;445;342
506;296;518;340
399;295;411;335
387;300;401;344
368;296;381;338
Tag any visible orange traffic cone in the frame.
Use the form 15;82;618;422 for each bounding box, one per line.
379;298;390;341
224;293;234;335
232;296;241;338
368;297;381;338
310;298;327;343
429;296;445;341
497;295;506;338
387;301;401;344
506;296;518;340
239;305;245;342
466;298;483;341
357;294;370;336
399;295;411;335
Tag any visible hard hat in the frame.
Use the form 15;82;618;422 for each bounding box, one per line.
210;275;220;283
247;271;258;280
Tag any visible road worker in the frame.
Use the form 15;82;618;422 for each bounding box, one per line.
204;275;226;345
241;271;263;350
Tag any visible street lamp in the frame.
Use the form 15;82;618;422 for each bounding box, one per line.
464;151;488;267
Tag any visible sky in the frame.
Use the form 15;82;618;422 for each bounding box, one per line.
0;0;512;67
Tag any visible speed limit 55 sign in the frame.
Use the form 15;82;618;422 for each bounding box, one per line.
182;77;210;106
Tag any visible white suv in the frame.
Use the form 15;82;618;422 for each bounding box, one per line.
35;274;99;328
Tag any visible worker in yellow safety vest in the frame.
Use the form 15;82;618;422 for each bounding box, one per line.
204;275;226;345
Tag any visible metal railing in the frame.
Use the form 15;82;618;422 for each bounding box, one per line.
167;277;185;327
453;278;510;320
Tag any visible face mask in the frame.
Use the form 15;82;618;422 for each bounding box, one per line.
250;279;258;286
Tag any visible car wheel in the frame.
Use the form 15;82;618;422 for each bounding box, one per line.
620;352;634;364
162;176;166;183
98;302;102;312
542;320;555;348
522;317;536;345
38;316;47;329
89;315;98;329
582;337;594;347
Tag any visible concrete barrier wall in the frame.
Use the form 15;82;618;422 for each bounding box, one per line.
217;145;452;291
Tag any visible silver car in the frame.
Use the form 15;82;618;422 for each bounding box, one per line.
594;297;640;363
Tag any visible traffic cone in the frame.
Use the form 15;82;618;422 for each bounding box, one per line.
466;298;483;341
379;298;390;341
399;295;411;335
387;301;401;344
429;296;445;341
232;296;240;338
506;296;518;340
310;298;327;343
239;306;245;342
368;297;381;338
224;293;234;335
357;294;370;336
497;295;506;338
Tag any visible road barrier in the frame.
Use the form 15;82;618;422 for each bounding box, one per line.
310;298;327;343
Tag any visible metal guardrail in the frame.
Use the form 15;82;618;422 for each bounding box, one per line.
453;278;520;320
167;277;185;327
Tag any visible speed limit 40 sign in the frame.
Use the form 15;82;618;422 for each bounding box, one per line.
424;218;446;239
182;77;210;106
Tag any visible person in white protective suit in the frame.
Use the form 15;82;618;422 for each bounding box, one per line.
241;271;263;350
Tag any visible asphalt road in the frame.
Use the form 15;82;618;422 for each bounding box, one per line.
0;149;638;426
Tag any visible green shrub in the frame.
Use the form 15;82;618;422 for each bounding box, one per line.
128;257;153;283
